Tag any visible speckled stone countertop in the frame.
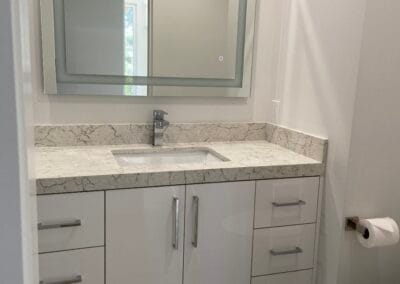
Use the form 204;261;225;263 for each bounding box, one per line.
35;141;324;195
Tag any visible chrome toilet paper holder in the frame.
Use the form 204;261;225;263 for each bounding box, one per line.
346;217;370;239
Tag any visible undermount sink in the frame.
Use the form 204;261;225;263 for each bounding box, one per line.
112;147;229;166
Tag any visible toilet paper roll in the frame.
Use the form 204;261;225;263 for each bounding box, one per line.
357;217;400;248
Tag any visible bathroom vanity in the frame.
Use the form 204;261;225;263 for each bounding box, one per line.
35;122;327;284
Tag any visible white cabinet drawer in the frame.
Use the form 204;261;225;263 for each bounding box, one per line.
255;177;319;228
251;270;313;284
38;192;104;253
252;224;316;276
39;247;104;284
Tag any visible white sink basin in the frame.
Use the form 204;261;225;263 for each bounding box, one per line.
112;147;229;166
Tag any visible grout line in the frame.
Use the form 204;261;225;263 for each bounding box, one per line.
254;222;317;230
252;268;314;278
181;186;186;284
311;176;323;284
39;245;104;255
250;181;257;283
103;190;106;284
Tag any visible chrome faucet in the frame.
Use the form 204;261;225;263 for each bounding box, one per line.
153;110;169;146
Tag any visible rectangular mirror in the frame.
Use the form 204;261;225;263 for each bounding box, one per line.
41;0;256;97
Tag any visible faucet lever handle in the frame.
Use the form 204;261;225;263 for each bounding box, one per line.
153;110;168;120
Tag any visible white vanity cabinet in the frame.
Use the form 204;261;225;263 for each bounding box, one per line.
184;181;255;284
252;177;320;284
37;177;321;284
39;247;104;284
106;181;255;284
37;192;104;253
106;186;185;284
37;192;105;284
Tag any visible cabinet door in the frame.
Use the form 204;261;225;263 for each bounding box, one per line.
185;181;255;284
106;186;185;284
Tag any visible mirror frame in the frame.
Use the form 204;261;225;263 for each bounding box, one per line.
40;0;257;97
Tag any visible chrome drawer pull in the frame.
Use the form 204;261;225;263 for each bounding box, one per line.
38;219;81;230
192;196;199;248
270;246;303;256
272;200;306;207
172;197;180;249
39;275;82;284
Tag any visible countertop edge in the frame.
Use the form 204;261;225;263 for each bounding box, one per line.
36;163;324;195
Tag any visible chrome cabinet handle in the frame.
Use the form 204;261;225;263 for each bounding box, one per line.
192;196;199;248
39;275;82;284
270;247;303;256
272;200;306;207
38;219;81;230
172;197;179;249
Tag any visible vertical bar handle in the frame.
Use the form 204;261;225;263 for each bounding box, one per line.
172;197;179;249
192;196;199;248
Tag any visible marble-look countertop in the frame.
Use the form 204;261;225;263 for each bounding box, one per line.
35;141;324;195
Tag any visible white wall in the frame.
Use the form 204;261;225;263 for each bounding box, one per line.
31;0;275;124
266;0;367;283
26;0;400;282
271;1;400;283
339;0;400;283
29;0;400;282
0;0;37;283
0;1;25;281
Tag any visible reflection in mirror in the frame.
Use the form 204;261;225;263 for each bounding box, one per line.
123;0;148;96
41;0;256;97
63;0;149;77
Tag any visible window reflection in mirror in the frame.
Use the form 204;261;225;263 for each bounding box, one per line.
124;0;148;96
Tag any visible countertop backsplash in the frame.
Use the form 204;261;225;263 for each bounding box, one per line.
34;122;327;163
